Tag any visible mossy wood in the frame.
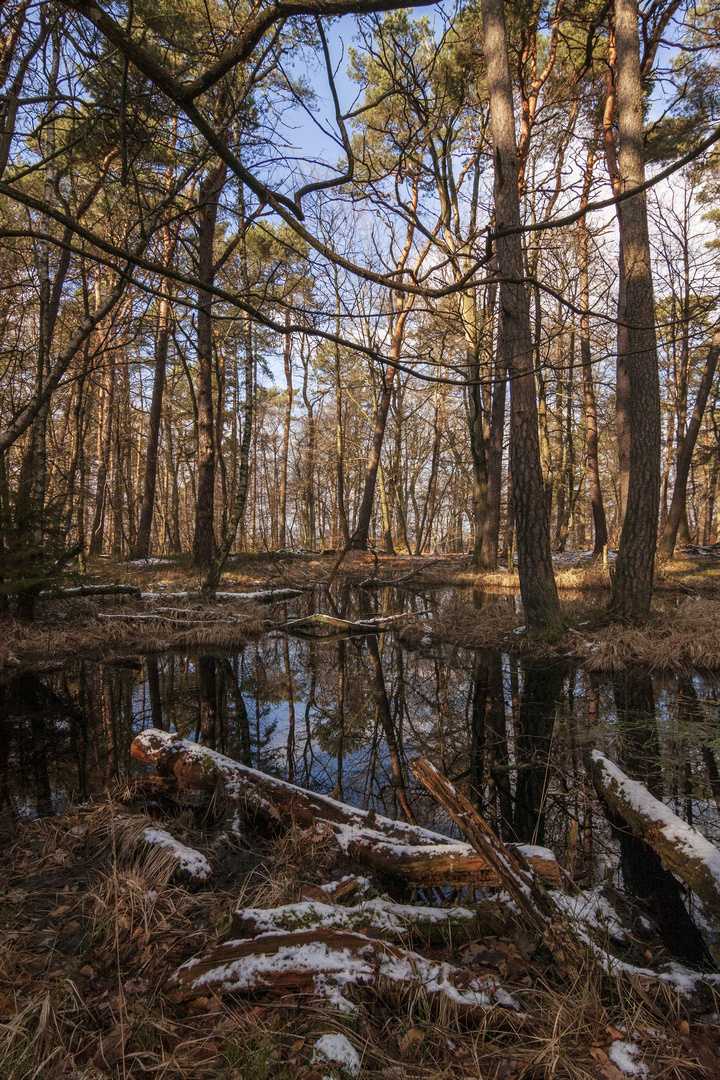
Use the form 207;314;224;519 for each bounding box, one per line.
131;729;561;889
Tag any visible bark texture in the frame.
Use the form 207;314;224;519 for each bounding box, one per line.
608;0;661;620
479;0;561;631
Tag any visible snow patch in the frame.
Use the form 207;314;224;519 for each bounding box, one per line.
141;827;212;880
608;1040;648;1076
311;1033;360;1078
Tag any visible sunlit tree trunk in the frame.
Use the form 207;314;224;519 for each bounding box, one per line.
479;0;561;631
193;158;227;570
608;0;661;620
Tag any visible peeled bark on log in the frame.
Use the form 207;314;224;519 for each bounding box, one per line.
130;730;561;889
412;757;589;977
591;751;720;918
168;926;517;1015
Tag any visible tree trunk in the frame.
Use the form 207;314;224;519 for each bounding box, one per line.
479;0;561;631
192;158;227;570
608;0;661;620
602;33;631;525
480;328;507;568
278;313;292;549
658;328;720;558
578;144;608;556
88;356;115;556
134;278;172;558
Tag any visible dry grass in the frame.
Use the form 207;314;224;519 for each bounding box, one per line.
0;598;267;669
2;790;720;1079
572;596;720;673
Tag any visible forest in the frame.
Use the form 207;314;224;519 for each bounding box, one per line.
3;0;720;1078
0;0;718;618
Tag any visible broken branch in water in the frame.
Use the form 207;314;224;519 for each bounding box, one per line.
283;611;430;636
412;756;591;978
357;558;443;588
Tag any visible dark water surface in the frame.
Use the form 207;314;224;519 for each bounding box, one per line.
2;586;720;895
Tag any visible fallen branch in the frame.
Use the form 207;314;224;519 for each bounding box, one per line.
591;751;720;919
412;756;590;978
130;730;561;889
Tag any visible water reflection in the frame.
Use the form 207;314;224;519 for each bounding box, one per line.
2;625;720;899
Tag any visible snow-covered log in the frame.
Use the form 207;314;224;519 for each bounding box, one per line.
139;588;304;603
40;583;142;598
131;729;561;889
591;751;720;918
168;926;517;1015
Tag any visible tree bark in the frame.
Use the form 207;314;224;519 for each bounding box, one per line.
479;0;561;631
658;327;720;558
608;0;661;620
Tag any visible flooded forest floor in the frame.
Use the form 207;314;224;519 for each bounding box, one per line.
2;549;720;672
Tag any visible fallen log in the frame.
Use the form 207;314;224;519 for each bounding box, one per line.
40;583;142;599
131;729;561;889
168;925;517;1015
591;751;720;920
230;895;480;942
413;756;590;978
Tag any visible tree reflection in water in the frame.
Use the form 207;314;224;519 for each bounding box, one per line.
1;631;720;914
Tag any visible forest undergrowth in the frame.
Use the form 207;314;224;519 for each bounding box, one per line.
2;782;720;1080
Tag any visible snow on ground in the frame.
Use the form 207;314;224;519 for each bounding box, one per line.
141;827;212;880
311;1033;361;1078
608;1040;649;1076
